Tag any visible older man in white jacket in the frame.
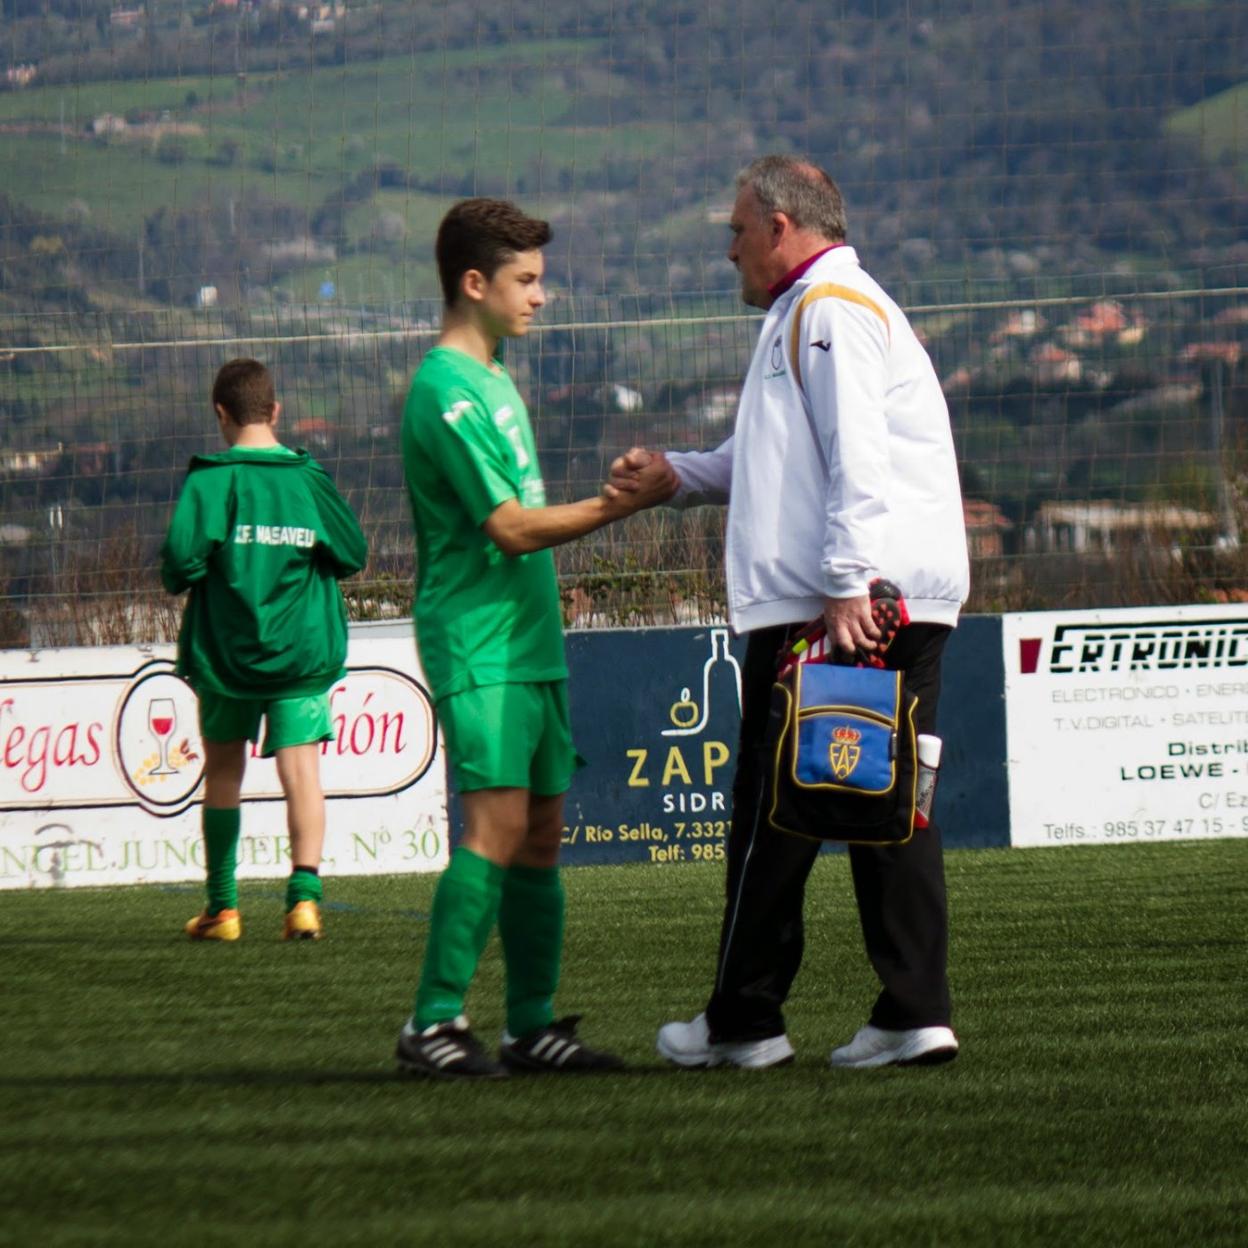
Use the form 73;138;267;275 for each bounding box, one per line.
617;155;969;1070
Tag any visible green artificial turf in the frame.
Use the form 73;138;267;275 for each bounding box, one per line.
3;841;1246;1246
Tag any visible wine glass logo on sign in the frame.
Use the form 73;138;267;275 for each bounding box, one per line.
115;665;203;812
147;697;178;776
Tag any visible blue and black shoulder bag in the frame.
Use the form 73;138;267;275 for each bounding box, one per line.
766;661;919;845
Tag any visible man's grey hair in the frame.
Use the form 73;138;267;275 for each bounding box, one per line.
736;155;847;242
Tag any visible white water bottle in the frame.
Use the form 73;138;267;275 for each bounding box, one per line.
914;734;942;829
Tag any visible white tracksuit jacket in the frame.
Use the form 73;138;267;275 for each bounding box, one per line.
668;246;969;633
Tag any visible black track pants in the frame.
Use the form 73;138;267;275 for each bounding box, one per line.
704;622;952;1043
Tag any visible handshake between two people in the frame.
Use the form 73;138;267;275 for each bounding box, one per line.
601;446;680;514
592;447;883;661
485;444;678;556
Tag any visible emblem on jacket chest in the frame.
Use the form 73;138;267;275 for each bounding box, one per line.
765;335;787;380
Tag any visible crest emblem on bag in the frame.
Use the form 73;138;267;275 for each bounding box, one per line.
829;725;862;780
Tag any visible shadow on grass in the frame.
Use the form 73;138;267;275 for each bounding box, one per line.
0;1065;716;1091
158;885;430;921
0;1070;407;1090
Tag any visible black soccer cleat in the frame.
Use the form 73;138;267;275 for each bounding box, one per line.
853;577;911;667
499;1014;625;1074
396;1015;508;1080
777;577;912;674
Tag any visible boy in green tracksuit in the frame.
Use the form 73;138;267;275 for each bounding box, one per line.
394;198;677;1078
161;358;368;942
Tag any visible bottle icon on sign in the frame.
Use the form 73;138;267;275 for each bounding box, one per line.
662;628;743;736
148;697;178;775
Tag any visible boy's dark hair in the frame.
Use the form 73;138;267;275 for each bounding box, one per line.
436;198;552;306
212;358;276;425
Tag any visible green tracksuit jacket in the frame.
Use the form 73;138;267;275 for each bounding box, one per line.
160;446;368;699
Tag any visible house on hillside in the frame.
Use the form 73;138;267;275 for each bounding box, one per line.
1106;383;1201;418
606;383;644;413
1;445;63;477
5;64;37;89
1059;300;1148;349
91;113;127;136
1182;342;1242;368
296;2;347;21
290;419;335;451
1032;343;1081;385
963;499;1013;559
67;443;112;477
941;366;974;392
1024;500;1217;555
991;309;1045;343
685;386;739;431
1078;301;1128;336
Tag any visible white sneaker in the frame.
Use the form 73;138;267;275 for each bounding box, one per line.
656;1012;795;1069
828;1023;959;1070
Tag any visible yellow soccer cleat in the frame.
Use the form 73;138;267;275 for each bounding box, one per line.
185;908;242;942
283;900;322;941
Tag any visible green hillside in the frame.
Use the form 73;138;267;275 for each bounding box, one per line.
0;1;1243;309
1;0;1246;633
1167;79;1248;181
0;34;703;304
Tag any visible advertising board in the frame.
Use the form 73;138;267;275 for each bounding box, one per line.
0;634;447;889
1003;605;1248;848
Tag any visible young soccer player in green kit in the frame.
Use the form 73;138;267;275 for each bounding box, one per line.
162;358;368;942
395;199;678;1078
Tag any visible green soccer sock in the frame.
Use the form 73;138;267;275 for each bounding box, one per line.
499;863;565;1039
413;848;505;1029
202;806;241;916
285;866;323;912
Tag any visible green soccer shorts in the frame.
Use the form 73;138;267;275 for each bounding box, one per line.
197;689;333;757
437;680;582;795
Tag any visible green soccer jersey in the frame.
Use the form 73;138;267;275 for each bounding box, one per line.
401;346;566;701
161;444;368;699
